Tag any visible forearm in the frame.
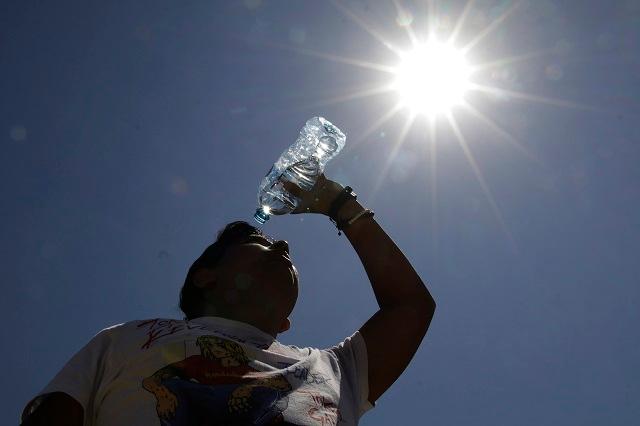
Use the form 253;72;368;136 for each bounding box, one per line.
335;198;435;309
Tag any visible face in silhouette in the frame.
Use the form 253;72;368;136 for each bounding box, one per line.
193;233;299;335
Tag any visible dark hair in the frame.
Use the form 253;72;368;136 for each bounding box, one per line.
179;221;273;320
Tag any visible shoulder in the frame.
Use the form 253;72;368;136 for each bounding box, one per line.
281;343;314;357
100;318;184;331
92;318;185;340
278;332;367;359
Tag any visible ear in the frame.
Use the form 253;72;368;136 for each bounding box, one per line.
193;268;217;289
278;317;291;333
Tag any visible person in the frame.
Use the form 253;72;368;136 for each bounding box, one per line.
21;174;436;425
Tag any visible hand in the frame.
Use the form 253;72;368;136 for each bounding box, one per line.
228;385;253;413
156;391;178;420
282;174;344;216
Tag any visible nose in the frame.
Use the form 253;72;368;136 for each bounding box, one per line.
271;240;289;255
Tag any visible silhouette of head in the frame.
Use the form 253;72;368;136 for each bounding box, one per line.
180;221;299;336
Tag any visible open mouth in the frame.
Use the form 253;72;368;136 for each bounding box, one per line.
270;252;291;264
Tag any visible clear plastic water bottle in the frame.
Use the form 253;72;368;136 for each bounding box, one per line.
253;117;346;224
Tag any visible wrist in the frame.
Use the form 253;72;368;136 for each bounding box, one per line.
334;198;365;223
319;181;346;215
323;185;374;236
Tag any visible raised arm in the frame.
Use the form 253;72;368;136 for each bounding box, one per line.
335;194;435;403
285;175;436;404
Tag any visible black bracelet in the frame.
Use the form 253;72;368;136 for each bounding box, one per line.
327;186;357;221
327;186;375;236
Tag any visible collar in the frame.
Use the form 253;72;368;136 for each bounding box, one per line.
189;316;276;348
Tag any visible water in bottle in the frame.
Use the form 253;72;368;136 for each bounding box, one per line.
253;117;346;224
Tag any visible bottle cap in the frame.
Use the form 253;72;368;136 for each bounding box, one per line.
253;208;270;225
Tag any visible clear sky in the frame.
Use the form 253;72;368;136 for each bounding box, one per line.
3;1;639;424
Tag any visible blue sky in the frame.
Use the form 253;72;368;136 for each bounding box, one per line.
2;1;639;424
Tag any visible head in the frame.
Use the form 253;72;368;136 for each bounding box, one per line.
179;221;299;337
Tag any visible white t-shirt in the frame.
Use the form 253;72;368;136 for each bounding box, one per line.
22;317;374;425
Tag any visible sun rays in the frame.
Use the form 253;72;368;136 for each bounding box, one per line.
251;0;591;246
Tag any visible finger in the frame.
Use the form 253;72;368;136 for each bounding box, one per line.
279;181;306;215
282;181;303;197
289;206;301;215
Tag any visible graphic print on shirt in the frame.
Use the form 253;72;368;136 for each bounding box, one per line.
142;335;293;425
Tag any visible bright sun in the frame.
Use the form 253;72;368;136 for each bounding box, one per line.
393;40;471;116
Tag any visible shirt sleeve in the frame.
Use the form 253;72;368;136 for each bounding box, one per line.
21;327;115;424
327;331;375;417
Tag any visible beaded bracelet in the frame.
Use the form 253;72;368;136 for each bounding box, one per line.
336;209;375;236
